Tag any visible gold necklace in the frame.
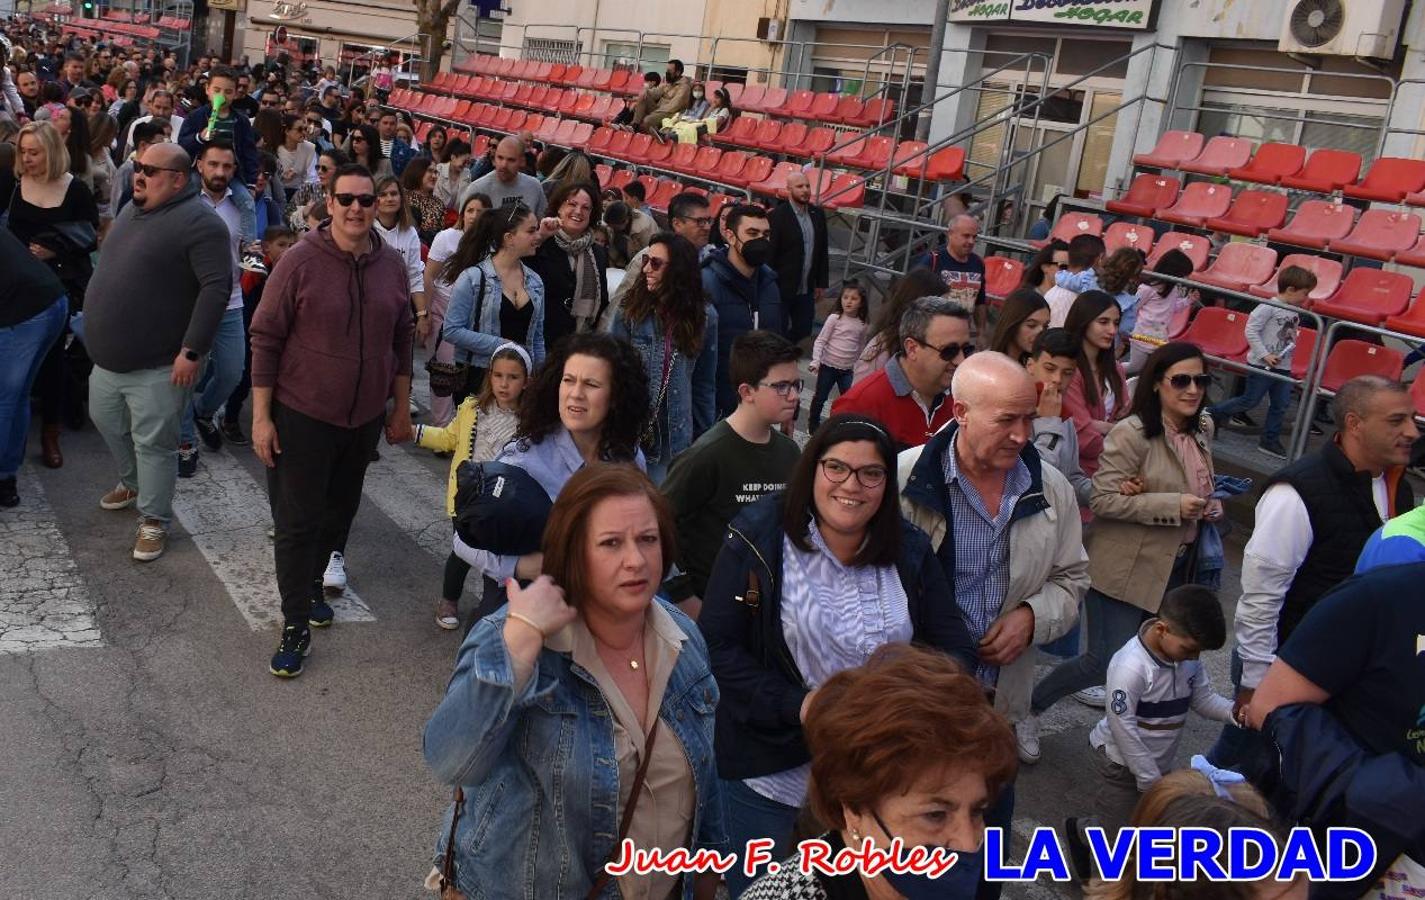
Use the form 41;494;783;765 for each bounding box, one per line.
595;632;644;670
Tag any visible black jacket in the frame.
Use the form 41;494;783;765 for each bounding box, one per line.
767;200;829;302
525;236;610;350
700;492;978;780
1262;439;1413;644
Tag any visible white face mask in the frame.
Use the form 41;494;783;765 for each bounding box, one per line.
693;91;704;99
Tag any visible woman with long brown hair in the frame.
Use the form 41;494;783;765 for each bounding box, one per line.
988;287;1051;363
1062;290;1128;479
610;232;716;483
851;266;946;383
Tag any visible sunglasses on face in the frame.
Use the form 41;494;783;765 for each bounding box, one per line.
333;193;377;208
641;256;666;272
1166;374;1213;390
134;162;184;177
915;338;976;362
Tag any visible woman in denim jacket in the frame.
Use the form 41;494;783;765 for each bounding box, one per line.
443;201;553;397
453;332;650;624
611;232;718;484
424;464;727;900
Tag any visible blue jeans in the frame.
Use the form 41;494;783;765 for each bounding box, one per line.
1206;648;1273;782
1041;609;1082;659
808;364;851;432
721;778;799;898
181;306;246;446
231;182;257;244
0;295;68;478
1208;369;1292;444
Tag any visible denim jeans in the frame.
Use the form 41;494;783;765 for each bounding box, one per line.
808;364;851;432
1207;370;1292;444
0;295;68;478
721;778;800;898
89;364;193;524
1032;588;1152;715
181;306;246;445
230;181;257;243
1206;648;1273;782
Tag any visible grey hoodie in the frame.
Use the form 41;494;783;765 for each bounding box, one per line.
84;179;233;373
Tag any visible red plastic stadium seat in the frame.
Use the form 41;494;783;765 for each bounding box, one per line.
803;127;840;160
1035;212;1103;247
490;107;514;130
691;146;724;178
1396;235;1425;269
560;65;584;88
1279;148;1361;193
1179;307;1249;361
587;126;615;155
1227;142;1306;185
574;68;597;90
605;168;635;192
830;96;864;125
608;70;633;95
1312;268;1416;325
716;116;760;148
922;147;967;182
643;140;674;168
1383;288;1425;338
984;256;1024;302
594;163;612;185
1330;210;1423;261
848;136;895;171
1203;190;1289;238
731;156;775;190
854;99;895;128
1105;174;1180;218
1180;137;1254;176
647;179;681;214
534;117;561;144
772;122;810;155
737;85;767;113
1264;200;1357;250
817;172;866;210
622;134;653;164
604;130;633;159
768;89;813;119
714;150;750;185
808;93;839;122
1343;157;1425;203
1318;340;1403;393
1103;222;1156;255
666;144;699;174
758;88;789;116
586;95;614;122
1287;326;1317;381
1248;255;1342;303
705;192;736;220
1134;131;1204;169
552;119;579;147
750;119;783;152
1146;233;1210;271
827;136;867;168
752;162;801;197
568;122;594;150
1155;181;1232;228
721;83;744;106
1194;243;1279;293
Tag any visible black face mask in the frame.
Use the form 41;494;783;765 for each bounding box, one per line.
738;237;772;268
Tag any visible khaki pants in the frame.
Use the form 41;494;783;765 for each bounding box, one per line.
88;364;193;525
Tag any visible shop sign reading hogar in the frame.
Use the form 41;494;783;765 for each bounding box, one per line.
949;0;1157;30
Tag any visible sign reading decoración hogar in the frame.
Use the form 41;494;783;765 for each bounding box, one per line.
949;0;1158;30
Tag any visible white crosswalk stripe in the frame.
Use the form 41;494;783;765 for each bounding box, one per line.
359;441;454;559
169;450;375;630
0;466;103;653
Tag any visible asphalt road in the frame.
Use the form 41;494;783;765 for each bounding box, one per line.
0;384;1244;900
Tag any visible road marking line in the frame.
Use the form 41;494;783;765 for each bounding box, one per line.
170;451;374;630
0;467;103;653
359;442;453;559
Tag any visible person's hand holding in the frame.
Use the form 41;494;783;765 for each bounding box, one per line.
1093;419;1115;436
1180;494;1207;520
1264;353;1281;368
1119;476;1144;496
1036;381;1063;419
29;242;55;261
385;406;413;444
980;605;1035;667
807;360;819;373
506;574;576;637
1232;687;1254;726
414;315;431;344
171;352;200;386
251;417;280;467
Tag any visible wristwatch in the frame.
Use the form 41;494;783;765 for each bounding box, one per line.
183;349;200;361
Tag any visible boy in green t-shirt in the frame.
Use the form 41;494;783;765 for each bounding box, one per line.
662;330;802;618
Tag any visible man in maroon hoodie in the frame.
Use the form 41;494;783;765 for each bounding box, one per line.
249;163;415;678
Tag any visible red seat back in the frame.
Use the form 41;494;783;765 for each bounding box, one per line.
832;96;864;125
1282;148;1362;192
738;85;767;112
1182;136;1253;174
737;156;775;188
1122;173;1181;209
1201;243;1278;286
1290;327;1318;381
1134;130;1204;167
1345;157;1425;202
624;133;653;162
1206;190;1288;235
1048;212;1103;244
775;122;810;154
1333;210;1423;257
1159;181;1232;219
1319;340;1404;392
983;256;1024;301
752;119;783;149
667;144;699;172
804;127;839;157
716;150;750;181
1104;222;1156;255
808;93;839;121
587;126;615;154
1179;307;1249;360
1324;267;1416;319
1270;200;1357;245
778;90;814;116
759;88;789;114
1147;232;1210;270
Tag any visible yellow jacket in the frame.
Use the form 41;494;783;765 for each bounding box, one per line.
415;397;519;518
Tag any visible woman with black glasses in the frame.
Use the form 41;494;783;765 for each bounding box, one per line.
700;414;976;897
288;147;345;231
342;123;391;180
1027;341;1221;727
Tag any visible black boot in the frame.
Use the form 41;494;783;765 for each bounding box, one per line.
0;477;18;507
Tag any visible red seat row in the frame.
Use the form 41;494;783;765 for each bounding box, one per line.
1133;130;1425;201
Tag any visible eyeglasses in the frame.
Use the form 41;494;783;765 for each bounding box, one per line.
134;162;185;177
317;163;333;172
333;192;377;208
1166;373;1213;390
758;378;803;398
914;337;977;362
819;458;888;489
674;215;713;228
641;256;666;272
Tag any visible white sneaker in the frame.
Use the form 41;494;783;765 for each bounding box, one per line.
322;551;348;593
1073;686;1108;709
1014;716;1041;765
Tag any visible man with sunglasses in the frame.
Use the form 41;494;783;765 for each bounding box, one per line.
249;163;415;678
898;351;1089;895
83;142;234;563
833;296;970;451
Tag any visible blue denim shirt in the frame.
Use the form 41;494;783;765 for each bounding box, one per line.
444;258;547;369
423;600;728;899
610;303;719;463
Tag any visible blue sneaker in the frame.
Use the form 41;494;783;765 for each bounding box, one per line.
308;596;335;628
269;625;311;678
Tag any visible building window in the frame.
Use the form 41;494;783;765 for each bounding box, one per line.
523;37;580;65
603;41;668;73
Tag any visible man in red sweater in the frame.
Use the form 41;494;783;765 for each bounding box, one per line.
833;297;971;450
249;163;414;678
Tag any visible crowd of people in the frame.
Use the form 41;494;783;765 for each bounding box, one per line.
2;23;1423;900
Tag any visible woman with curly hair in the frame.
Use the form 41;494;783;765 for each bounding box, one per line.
611;232;716;482
452;331;650;621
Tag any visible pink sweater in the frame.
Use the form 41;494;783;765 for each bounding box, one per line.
812;313;868;371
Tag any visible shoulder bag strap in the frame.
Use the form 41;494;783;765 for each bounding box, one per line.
438;787;464;893
459;266;487;365
586;718;661;900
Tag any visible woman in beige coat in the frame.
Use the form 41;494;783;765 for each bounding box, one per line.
1028;341;1221;720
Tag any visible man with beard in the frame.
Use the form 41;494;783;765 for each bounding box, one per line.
177;141;251;474
84;142;232;561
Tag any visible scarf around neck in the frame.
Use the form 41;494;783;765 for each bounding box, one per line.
553;228;599;322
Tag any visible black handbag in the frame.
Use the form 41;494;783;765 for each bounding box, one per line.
426;267;487;398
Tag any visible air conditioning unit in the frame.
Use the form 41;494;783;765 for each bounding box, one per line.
1278;0;1407;58
756;17;783;43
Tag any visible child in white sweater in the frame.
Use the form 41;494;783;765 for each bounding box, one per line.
808;282;868;431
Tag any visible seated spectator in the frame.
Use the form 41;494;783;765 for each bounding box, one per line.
1047;233;1105;326
834;296;970;451
1128;248;1197;374
659;85;732;144
634;59;692;134
612;71;661;128
989;287;1051;364
601;200;655;270
701;415;977;895
741;644;1015;900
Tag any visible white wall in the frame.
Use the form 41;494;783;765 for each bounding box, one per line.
500;0;707;67
787;0;937;27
